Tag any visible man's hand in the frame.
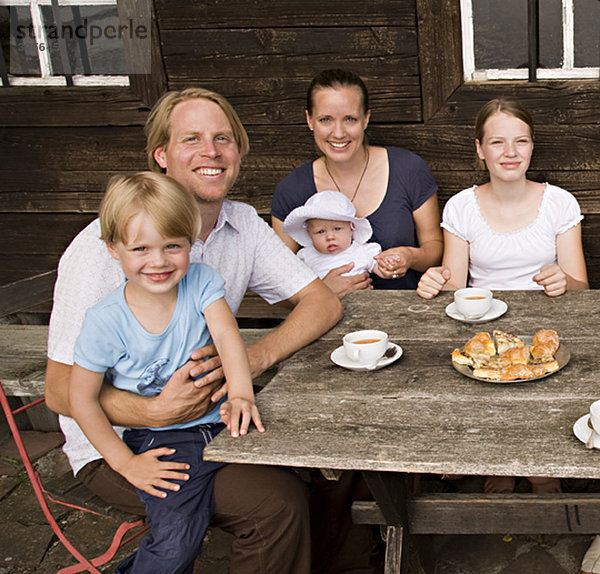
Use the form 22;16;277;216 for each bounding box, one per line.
148;354;225;428
322;263;372;299
533;265;567;297
118;448;190;498
417;266;451;299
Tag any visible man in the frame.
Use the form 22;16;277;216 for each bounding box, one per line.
45;87;342;573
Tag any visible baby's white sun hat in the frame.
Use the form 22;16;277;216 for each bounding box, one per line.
282;190;373;247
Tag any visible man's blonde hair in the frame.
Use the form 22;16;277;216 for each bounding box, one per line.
99;172;201;245
144;88;250;172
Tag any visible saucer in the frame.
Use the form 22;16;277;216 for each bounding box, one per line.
330;343;403;372
573;414;600;449
445;299;508;324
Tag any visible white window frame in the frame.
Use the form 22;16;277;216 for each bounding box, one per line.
461;0;599;81
1;0;129;86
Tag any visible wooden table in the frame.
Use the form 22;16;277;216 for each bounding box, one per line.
204;290;600;572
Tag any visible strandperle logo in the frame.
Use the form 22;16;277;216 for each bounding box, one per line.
8;3;152;76
15;18;149;47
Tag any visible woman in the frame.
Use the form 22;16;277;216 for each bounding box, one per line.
417;96;588;300
271;68;443;298
418;96;588;494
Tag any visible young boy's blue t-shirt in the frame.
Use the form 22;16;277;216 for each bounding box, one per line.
73;263;226;430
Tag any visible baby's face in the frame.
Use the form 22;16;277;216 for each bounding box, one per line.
306;218;353;255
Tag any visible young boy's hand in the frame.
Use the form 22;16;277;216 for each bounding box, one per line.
220;397;265;437
119;447;190;498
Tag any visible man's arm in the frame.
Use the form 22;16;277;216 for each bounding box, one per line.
244;277;342;378
45;356;223;428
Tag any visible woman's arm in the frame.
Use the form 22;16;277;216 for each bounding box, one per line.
374;194;443;279
558;223;589;289
533;223;589;295
204;298;264;437
416;230;469;299
271;216;301;253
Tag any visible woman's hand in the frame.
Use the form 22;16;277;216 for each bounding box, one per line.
533;265;567;297
220;397;265;438
416;266;451;299
119;448;190;498
322;263;372;299
373;248;412;280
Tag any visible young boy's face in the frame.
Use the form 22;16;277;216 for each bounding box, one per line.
107;211;191;298
306;218;353;255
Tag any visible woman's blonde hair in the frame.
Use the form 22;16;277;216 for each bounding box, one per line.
99;172;201;245
144;87;250;172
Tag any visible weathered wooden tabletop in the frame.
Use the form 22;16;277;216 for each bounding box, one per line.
205;290;600;479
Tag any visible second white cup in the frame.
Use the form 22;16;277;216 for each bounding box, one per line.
343;329;388;365
454;287;493;320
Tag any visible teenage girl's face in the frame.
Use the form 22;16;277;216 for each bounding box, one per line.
107;211;191;298
476;111;534;183
306;86;371;164
306;218;353;255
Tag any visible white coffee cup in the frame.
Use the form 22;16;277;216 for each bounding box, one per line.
454;287;493;320
343;330;388;366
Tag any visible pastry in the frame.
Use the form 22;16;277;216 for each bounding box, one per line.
463;332;496;367
531;329;560;361
493;330;525;354
452;329;561;381
498;344;530;366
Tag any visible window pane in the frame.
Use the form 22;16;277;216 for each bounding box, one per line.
574;0;600;66
538;0;563;68
6;6;41;76
40;4;127;76
473;0;528;68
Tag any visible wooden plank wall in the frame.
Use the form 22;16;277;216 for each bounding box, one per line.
1;0;599;291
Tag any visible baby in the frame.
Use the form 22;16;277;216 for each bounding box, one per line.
282;190;383;279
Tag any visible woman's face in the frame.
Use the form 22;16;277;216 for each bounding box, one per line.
306;86;371;163
476;111;534;183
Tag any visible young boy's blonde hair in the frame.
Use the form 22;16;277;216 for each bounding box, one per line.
99;172;201;245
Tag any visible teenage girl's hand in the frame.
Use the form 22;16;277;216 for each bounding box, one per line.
119;448;190;498
416;266;451;299
220;397;265;437
533;264;567;297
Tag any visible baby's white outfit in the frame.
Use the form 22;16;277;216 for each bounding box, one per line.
297;240;382;279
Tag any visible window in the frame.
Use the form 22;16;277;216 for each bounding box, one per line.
0;0;151;87
461;0;599;81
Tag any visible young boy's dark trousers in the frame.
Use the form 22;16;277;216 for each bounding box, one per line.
115;423;226;574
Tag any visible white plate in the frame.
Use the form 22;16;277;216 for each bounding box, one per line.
445;299;508;324
330;342;403;372
573;414;600;449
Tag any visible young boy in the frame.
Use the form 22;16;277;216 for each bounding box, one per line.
68;172;264;573
282;190;388;279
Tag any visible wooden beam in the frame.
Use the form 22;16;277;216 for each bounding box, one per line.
0;271;56;317
353;494;600;534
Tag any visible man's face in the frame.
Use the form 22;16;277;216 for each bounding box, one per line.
153;98;242;204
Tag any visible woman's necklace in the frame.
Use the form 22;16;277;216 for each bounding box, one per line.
324;147;370;202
